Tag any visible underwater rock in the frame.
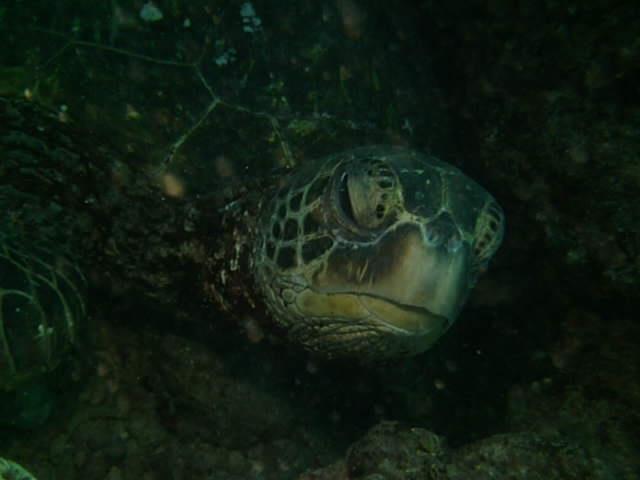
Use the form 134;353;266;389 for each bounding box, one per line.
299;421;623;480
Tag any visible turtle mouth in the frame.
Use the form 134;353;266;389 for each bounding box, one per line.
298;285;450;337
294;287;452;354
354;292;450;335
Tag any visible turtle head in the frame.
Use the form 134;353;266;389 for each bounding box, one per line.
255;146;504;359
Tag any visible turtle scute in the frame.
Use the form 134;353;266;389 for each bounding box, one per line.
254;145;505;360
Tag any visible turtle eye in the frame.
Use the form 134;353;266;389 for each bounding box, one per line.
337;172;358;225
331;158;402;232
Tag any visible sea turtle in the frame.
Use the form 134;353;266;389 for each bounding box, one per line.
0;97;504;375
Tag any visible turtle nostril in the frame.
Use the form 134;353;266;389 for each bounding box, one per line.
425;226;444;246
447;235;463;253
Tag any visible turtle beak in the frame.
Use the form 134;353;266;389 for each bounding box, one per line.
369;223;471;323
309;223;472;335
